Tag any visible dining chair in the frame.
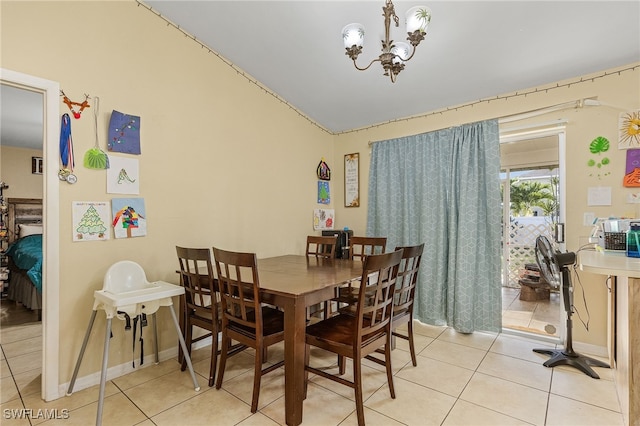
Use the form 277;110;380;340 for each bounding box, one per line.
306;235;338;258
349;236;387;261
334;236;388;308
304;249;403;426
212;247;285;413
367;243;424;367
176;246;246;387
306;235;338;319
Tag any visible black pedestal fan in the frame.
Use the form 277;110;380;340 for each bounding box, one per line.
533;235;609;379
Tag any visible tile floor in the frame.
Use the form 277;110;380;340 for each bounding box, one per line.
502;287;561;337
1;301;623;426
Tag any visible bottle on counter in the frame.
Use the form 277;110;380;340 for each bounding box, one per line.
626;224;640;258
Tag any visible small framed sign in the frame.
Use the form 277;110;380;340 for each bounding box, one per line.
344;153;360;207
32;157;43;174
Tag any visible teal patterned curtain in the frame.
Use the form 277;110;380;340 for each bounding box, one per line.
367;119;502;333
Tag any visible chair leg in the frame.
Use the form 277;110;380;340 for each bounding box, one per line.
251;344;263;413
385;336;396;399
215;333;229;390
407;319;417;367
303;344;310;399
181;323;192;372
338;355;346;375
209;330;218;387
353;355;365;426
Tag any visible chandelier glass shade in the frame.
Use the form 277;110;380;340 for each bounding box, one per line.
342;0;431;82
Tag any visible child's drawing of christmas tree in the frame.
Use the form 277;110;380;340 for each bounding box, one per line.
72;202;111;242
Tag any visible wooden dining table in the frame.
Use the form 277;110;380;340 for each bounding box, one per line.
255;255;363;426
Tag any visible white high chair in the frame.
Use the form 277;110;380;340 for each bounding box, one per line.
66;261;200;426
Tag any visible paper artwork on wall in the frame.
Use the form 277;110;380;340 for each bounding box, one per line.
626;192;640;204
112;198;147;239
587;186;612;206
108;110;141;154
317;181;330;204
72;201;111;242
107;155;139;194
623;148;640;187
313;208;334;230
618;109;640;149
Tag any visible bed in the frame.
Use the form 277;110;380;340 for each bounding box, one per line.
4;198;43;317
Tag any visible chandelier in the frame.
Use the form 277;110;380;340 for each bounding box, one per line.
342;0;431;83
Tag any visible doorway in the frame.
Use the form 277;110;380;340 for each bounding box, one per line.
1;68;60;401
499;128;566;341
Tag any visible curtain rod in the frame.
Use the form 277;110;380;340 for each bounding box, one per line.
368;97;597;146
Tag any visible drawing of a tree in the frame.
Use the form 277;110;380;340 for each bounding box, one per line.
76;205;107;238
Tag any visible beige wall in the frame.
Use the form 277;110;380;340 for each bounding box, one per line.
333;65;640;348
0;146;44;199
2;1;334;384
2;0;638;394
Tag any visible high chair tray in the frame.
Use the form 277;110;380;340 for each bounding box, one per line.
94;281;184;308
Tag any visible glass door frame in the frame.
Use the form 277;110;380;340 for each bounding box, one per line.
499;126;567;343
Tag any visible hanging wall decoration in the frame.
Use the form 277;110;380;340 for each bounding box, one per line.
587;136;611;179
72;201;110;242
317;181;330;204
108;110;141;154
112;198;147;239
61;90;90;119
623;148;640;187
618;109;640;149
107;155;139;195
344;153;360;207
83;96;110;170
316;158;331;180
313;208;334;230
59;113;77;184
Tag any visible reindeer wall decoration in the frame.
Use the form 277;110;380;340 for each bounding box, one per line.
60;90;90;119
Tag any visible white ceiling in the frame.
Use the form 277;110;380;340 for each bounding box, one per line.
144;0;640;133
2;1;639;150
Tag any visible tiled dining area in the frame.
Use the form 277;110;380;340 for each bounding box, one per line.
1;302;623;426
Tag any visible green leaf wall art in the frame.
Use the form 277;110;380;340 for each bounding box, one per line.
588;136;611;179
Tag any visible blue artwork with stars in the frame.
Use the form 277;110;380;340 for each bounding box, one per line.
108;110;141;154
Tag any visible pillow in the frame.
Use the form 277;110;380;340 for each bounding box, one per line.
19;223;43;238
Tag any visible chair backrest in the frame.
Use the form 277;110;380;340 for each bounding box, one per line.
350;236;387;262
393;244;424;316
212;247;263;335
103;260;149;293
356;249;403;342
176;246;217;316
306;235;338;259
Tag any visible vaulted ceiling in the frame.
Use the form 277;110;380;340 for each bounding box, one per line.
144;1;640;133
2;1;639;150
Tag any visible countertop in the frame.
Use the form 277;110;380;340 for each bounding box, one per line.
578;249;640;278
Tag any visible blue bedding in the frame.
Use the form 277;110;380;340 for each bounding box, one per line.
5;234;42;293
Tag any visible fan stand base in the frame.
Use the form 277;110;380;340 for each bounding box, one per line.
533;348;610;379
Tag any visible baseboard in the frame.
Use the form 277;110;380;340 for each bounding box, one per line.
56;335;215;400
58;346;180;399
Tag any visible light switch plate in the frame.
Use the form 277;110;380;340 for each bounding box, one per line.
584;212;596;226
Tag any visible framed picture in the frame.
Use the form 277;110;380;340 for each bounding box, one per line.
32;157;43;174
344;153;360;207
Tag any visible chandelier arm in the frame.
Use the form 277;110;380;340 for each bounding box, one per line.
353;57;382;72
400;44;418;62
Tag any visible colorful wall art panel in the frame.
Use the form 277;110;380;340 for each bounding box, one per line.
317;181;330;204
107;155;139;195
72;201;111;242
313;208;334;230
108;110;141;154
112;198;147;239
618;110;640;149
623;148;640;187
